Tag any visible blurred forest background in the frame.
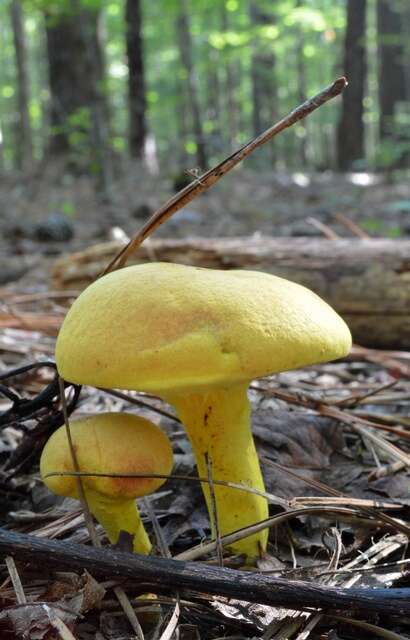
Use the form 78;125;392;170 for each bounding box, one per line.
1;0;410;249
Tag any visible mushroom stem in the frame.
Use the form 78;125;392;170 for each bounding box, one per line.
85;489;151;555
167;383;268;558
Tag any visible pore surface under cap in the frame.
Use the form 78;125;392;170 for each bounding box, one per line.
56;262;352;393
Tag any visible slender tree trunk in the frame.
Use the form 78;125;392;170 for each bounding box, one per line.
377;1;408;166
45;5;113;193
377;0;407;136
206;45;221;155
175;78;190;168
125;0;146;159
221;6;239;147
176;1;207;170
249;2;276;166
336;0;367;171
0;117;4;171
295;0;307;165
249;2;276;138
10;0;33;170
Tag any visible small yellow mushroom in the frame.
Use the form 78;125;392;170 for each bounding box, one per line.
40;412;173;554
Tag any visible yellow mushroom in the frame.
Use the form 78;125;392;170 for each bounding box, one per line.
55;263;352;558
40;412;173;554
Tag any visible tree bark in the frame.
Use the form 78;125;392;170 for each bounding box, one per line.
337;0;367;171
220;6;239;147
176;1;208;170
1;528;410;616
377;1;408;165
44;4;113;193
10;0;33;170
295;0;307;165
125;0;146;159
51;237;410;350
249;2;276;139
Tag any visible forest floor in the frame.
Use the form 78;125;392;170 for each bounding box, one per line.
0;166;409;638
1;165;410;284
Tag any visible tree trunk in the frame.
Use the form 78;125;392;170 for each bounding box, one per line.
206;46;222;155
175;78;190;168
125;0;146;159
336;0;367;171
220;6;239;147
51;237;410;350
10;0;33;170
295;0;307;165
44;4;113;193
176;1;207;170
377;1;408;165
249;3;276;138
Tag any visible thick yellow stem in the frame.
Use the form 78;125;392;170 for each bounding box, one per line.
167;383;268;558
85;489;151;554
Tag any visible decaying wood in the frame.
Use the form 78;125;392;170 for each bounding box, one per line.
1;528;410;616
51;237;410;349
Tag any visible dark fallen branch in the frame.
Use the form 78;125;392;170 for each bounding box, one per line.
0;528;409;616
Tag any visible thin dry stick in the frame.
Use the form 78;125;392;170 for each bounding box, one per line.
102;77;347;274
99;387;181;424
44;470;289;509
58;378;145;640
205;453;224;567
175;506;386;562
141;502;180;640
58;376;100;546
333;212;370;239
262;453;410;537
306;217;340;239
5;556;26;604
45;606;78;640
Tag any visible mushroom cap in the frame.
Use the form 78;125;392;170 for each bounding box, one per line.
56;262;351;394
40;413;173;500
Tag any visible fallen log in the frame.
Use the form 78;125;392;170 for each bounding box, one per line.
51;237;410;349
0;528;409;616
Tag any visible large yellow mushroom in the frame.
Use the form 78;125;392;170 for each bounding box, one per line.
40;412;173;554
55;263;352;558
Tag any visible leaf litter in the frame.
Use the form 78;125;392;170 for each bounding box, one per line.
0;303;409;638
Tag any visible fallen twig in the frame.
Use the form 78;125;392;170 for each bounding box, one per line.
0;528;409;616
102;77;347;274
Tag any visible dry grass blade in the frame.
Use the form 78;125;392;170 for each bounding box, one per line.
205;452;224;567
43;469;289;508
306;217;340;239
102;77;347;274
175;506;383;562
45;606;78;640
157;600;180;640
276;534;408;640
5;556;26;604
291;496;402;510
333;212;370;239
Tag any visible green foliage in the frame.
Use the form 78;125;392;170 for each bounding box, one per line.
0;0;408;173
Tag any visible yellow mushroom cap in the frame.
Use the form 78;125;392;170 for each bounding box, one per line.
40;413;173;500
56;262;352;394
